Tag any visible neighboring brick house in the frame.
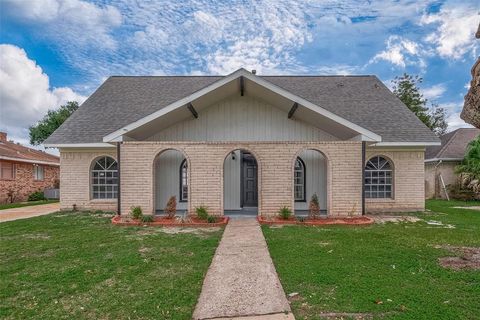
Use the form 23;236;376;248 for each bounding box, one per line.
0;132;60;203
425;128;480;199
44;69;439;216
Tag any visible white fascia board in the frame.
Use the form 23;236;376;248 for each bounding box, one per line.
372;142;441;147
241;72;382;142
103;68;382;143
103;69;248;142
0;156;59;167
43;143;115;148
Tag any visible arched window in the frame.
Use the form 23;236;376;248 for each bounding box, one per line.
179;159;188;202
294;157;306;202
365;156;393;199
91;156;118;199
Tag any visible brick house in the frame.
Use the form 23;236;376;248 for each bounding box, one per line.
0;132;60;203
44;69;439;216
425;128;480;199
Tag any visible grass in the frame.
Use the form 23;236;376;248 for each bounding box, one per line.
0;211;223;319
0;200;59;210
263;200;480;319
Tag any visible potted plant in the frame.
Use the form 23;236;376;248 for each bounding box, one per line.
164;196;177;219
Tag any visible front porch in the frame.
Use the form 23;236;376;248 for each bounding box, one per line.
119;141;364;217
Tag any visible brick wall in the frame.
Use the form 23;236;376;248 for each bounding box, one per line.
120;141;363;216
59;143;427;215
0;160;59;204
59;148;117;211
365;148;425;212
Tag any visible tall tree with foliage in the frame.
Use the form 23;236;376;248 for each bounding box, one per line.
455;136;480;193
29;101;79;145
392;73;448;135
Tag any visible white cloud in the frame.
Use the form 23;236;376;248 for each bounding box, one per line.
0;44;86;145
3;0;122;49
421;4;479;59
446;113;474;132
369;35;426;68
422;84;446;100
437;101;474;132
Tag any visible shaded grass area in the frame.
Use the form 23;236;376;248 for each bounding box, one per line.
263;200;480;319
0;211;223;319
0;200;59;210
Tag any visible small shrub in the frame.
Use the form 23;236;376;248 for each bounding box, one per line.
164;196;177;218
308;193;320;219
448;183;477;201
278;206;292;220
28;191;46;201
196;206;208;220
94;209;104;215
207;215;217;223
141;215;154;223
130;206;143;220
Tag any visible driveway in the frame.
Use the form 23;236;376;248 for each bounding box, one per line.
0;203;60;223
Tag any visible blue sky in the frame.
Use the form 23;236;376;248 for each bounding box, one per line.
0;0;478;148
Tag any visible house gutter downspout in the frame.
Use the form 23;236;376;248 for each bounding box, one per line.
362;141;366;215
117;142;121;216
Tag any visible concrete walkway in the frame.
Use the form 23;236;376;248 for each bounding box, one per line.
193;218;294;320
0;203;60;223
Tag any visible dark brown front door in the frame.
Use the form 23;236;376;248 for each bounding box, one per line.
241;152;258;207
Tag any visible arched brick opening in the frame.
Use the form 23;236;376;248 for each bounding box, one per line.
291;147;331;216
221;148;262;216
152;147;191;215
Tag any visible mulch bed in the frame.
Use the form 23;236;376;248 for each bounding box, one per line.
258;216;374;226
112;215;229;227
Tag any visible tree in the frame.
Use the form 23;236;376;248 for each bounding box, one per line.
392;74;447;135
455;136;480;193
29;101;79;145
427;103;448;136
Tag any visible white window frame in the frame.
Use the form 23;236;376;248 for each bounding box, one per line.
294;157;306;202
33;164;44;181
0;161;15;180
365;156;393;199
91;156;118;199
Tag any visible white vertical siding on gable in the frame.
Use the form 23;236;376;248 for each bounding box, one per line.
294;149;327;211
154;150;187;211
224;150;241;210
148;95;338;141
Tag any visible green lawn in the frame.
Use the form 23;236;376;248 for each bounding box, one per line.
0;211;223;319
0;200;59;210
263;200;480;319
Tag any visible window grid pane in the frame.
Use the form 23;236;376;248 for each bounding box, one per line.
180;160;188;201
92;157;118;199
364;156;393;199
294;158;305;201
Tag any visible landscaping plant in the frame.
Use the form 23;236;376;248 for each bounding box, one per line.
278;206;292;220
141;215;154;223
130;206;143;220
196;206;209;220
28;191;46;202
308;193;320;219
207;215;217;223
164;195;177;218
455;136;480;195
